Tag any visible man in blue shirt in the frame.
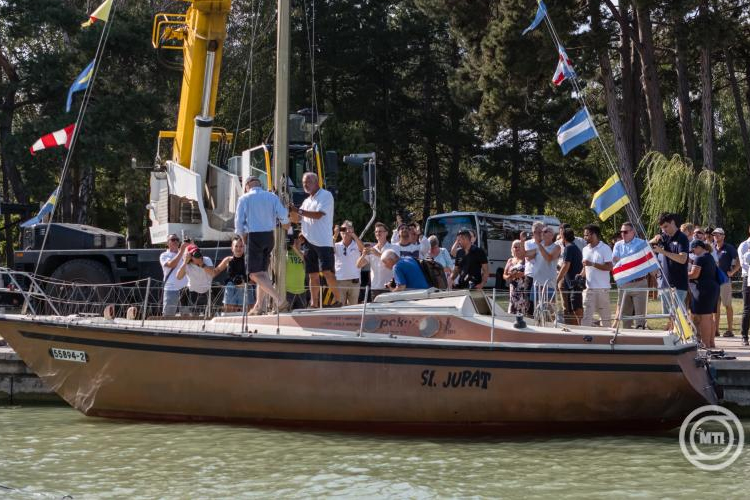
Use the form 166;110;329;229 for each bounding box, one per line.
612;222;649;329
235;176;290;313
380;249;429;291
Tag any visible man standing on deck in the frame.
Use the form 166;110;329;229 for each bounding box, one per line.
289;172;341;308
235;176;291;314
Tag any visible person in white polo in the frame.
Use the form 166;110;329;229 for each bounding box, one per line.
289;172;341;308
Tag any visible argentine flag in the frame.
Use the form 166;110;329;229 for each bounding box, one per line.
557;107;598;155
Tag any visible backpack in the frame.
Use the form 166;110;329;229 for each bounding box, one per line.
419;259;448;289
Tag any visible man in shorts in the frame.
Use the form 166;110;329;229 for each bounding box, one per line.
289;172;341;308
235;176;290;314
713;228;740;337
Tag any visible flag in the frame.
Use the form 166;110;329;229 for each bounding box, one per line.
557;107;598;155
20;188;60;228
552;46;575;86
611;239;659;286
590;173;630;221
522;0;548;35
66;60;95;112
81;0;113;28
29;124;76;155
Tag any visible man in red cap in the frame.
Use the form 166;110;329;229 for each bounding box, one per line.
176;243;215;314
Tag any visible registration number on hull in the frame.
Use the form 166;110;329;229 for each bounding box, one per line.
49;347;88;363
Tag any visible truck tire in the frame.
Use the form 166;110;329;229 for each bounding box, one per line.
50;259;112;284
46;260;113;315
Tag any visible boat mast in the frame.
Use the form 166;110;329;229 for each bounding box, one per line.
273;0;290;299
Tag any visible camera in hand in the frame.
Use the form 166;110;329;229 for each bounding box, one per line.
387;278;397;289
232;275;245;286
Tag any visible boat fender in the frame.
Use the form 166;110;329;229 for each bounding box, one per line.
103;304;115;321
419;317;439;338
126;307;138;320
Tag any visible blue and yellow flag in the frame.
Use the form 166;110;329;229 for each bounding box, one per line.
20;188;60;228
66;60;95;112
591;173;630;221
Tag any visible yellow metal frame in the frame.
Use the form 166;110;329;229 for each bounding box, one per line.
151;13;187;49
152;1;232;169
262;144;273;191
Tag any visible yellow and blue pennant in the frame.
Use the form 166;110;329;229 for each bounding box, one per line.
66;60;95;112
591;173;630;221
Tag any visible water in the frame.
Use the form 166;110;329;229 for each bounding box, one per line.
1;406;748;499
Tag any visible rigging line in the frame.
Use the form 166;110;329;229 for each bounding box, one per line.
541;14;692;332
303;0;319;145
232;0;264;156
34;0;119;275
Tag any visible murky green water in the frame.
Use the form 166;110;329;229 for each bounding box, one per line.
0;406;748;499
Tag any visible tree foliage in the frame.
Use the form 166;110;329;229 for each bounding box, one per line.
2;0;750;262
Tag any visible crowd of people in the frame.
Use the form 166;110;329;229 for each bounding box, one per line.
158;179;750;348
159;172;490;318
501;212;750;347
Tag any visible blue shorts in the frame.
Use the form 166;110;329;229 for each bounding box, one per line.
223;282;256;306
660;288;687;314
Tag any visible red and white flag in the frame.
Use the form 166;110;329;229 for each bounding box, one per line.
552;46;576;86
29;124;75;155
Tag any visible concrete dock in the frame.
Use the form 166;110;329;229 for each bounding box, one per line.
3;339;750;411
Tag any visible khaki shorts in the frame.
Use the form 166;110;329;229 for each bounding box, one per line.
719;282;733;307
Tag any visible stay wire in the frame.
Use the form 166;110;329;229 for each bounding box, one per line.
232;0;265;156
34;0;119;275
539;11;694;333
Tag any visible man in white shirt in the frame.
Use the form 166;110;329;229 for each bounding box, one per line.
289;172;341;308
579;224;613;327
334;220;364;305
394;223;425;259
524;221;544;316
739;225;750;346
176;244;215;314
357;222;394;299
160;233;188;316
235;175;290;314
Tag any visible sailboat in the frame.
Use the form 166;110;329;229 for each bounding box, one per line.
0;0;717;432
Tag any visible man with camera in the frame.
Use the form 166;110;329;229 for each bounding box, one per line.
176;243;215;314
450;229;488;290
613;222;649;329
649;213;690;326
160;233;189;316
235;175;291;314
334;220;364;305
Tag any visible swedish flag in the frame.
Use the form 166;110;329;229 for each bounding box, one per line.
591;173;630;221
66;60;95;112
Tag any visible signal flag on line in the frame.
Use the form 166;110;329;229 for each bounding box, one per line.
81;0;113;28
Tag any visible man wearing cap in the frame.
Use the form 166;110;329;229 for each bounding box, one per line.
713;228;741;338
288;172;341;308
235;175;291;314
160;233;188;316
176;244;215;313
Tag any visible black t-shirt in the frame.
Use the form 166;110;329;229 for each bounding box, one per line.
562;243;583;282
456;245;488;288
716;243;739;274
657;230;690;291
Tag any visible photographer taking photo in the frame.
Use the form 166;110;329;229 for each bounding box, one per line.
649;212;689;328
214;235;255;313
